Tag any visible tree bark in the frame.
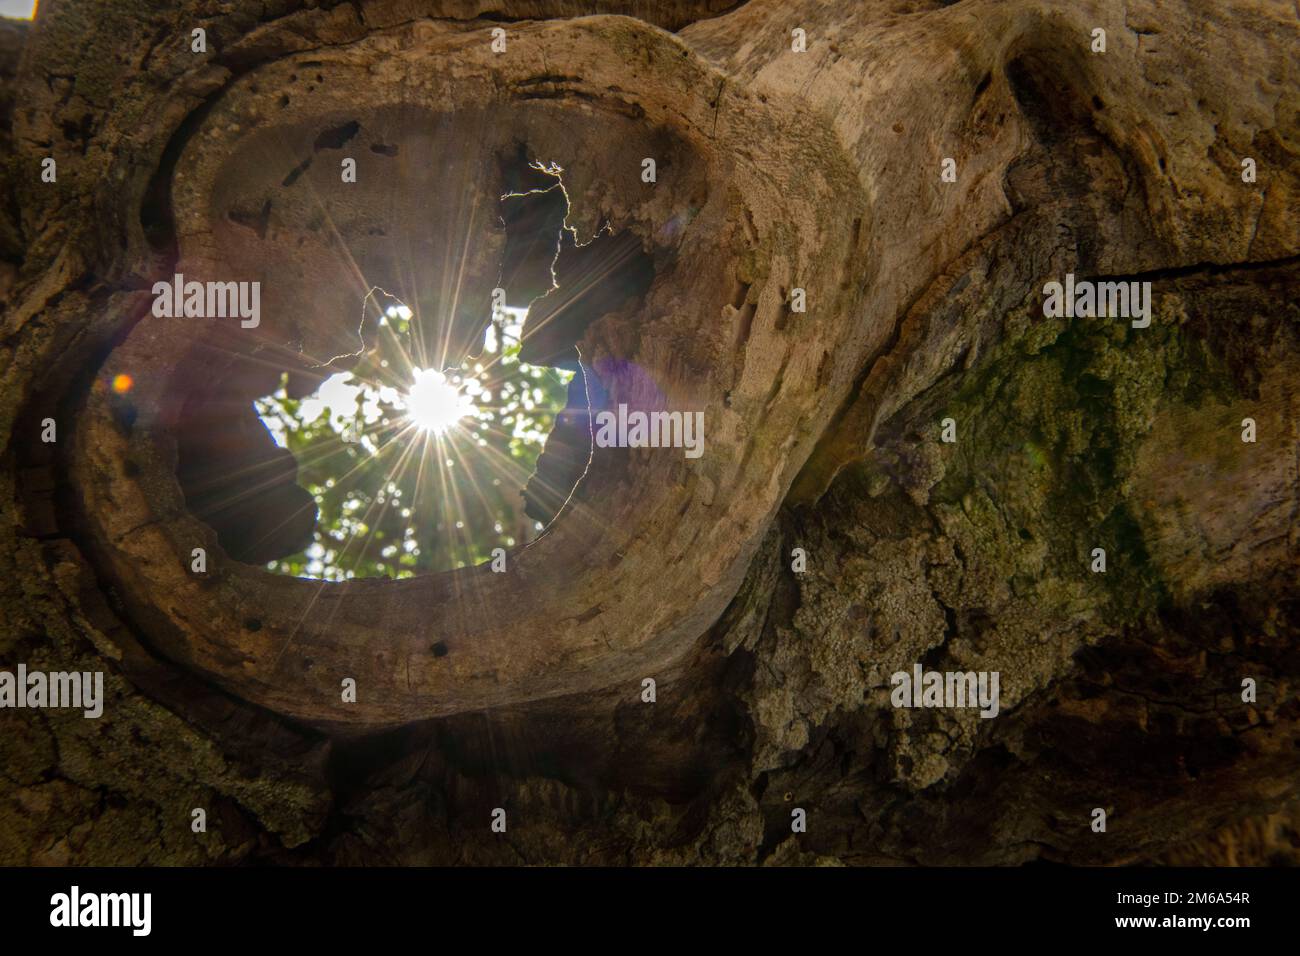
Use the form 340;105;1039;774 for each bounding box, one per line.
1;0;1297;864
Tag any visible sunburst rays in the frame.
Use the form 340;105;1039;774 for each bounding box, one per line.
151;135;659;674
250;293;581;583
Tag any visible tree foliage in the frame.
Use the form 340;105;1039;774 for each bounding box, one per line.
254;303;574;580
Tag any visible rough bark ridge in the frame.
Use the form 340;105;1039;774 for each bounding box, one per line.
1;0;1297;864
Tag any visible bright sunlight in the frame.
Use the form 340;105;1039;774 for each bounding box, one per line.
402;368;479;436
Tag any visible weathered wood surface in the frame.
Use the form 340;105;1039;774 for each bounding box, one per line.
0;0;1297;863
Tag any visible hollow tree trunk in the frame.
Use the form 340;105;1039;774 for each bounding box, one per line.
1;0;1297;864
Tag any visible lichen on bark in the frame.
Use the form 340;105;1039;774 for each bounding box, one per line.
1;0;1297;865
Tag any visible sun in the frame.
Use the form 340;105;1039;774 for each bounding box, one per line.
403;368;478;435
